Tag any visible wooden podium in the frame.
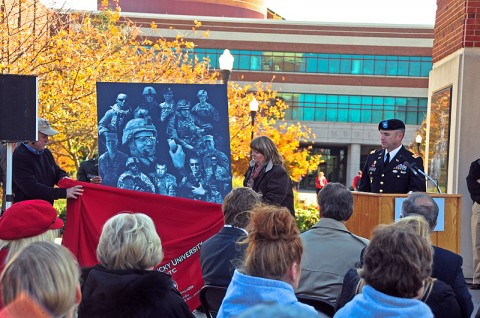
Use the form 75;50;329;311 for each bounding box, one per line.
346;192;462;254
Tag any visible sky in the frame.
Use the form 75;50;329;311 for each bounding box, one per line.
40;0;437;25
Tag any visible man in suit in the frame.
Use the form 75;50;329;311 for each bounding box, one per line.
401;192;473;318
200;187;261;287
296;183;369;304
357;118;426;193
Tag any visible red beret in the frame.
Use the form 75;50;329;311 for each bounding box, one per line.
0;200;64;240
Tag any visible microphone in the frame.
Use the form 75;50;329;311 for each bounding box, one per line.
399;155;418;176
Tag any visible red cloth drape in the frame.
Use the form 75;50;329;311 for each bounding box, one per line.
59;178;223;310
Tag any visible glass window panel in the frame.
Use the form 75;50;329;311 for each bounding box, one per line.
419;98;428;106
318;59;328;73
421;61;432;77
239;55;250;70
409;61;421;76
363;60;374;75
396;98;407;106
315;108;326;121
303;108;315;121
397;61;409;76
350;96;361;105
349;110;361;122
351;60;363;74
361;110;372;123
316;95;327;103
339;95;349;104
337;107;348;122
373;97;384;105
386;60;398;75
340;59;352;74
362;96;373;105
305;56;317;73
327;95;338;103
250;55;262;71
372;110;384;123
329;59;340;73
384;97;395;106
374;60;386;75
327;109;338;121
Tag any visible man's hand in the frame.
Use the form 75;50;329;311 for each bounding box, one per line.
192;183;206;196
90;176;102;184
66;185;84;199
169;141;185;169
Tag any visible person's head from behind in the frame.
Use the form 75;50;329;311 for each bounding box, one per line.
317;183;353;221
0;241;81;318
222;187;262;228
401;192;439;231
250;136;282;166
242;205;302;289
97;213;163;270
360;224;432;298
0;199;64;263
395;215;433;245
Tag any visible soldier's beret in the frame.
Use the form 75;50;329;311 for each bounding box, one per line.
378;119;405;131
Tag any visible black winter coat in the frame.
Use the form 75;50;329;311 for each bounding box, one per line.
244;160;294;215
78;265;194;318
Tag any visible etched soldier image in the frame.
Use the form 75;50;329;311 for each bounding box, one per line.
99;133;129;187
198;135;230;171
167;99;204;152
97;83;232;203
180;156;209;201
117;157;155;193
98;93;132;144
122;118;157;174
134;86;160;121
151;160;177;196
192;90;219;134
205;154;231;201
159;87;176;123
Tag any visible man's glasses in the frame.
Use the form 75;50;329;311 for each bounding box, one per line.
135;136;156;144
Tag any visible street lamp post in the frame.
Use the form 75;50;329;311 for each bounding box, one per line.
219;49;234;84
249;97;259;142
416;134;422;155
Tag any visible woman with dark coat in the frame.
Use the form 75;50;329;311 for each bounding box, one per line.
243;136;294;215
78;213;194;318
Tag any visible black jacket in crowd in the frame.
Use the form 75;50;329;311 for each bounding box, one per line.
78;265;194;318
243;160;295;215
12;143;68;204
467;158;480;204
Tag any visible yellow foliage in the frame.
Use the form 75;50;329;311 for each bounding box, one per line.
1;2;320;180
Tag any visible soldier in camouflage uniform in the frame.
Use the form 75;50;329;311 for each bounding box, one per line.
99;133;129;187
117;157;155;193
152;160;177;196
98;93;132;144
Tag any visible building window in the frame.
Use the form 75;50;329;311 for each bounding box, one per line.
280;92;427;125
192;48;432;78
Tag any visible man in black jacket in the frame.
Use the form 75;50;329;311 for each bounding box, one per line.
358;119;426;194
401;192;473;318
12;118;83;205
467;158;480;290
200;187;261;287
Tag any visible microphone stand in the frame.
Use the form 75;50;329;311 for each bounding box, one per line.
414;168;442;194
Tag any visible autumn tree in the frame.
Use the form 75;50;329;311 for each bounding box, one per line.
2;0;319;181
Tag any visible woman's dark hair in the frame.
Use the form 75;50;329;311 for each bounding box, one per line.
360;224;432;298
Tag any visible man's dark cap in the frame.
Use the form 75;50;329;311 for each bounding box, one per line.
378;119;405;131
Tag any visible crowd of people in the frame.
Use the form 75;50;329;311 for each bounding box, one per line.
0;117;478;317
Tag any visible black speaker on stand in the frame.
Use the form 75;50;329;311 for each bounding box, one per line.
0;74;38;211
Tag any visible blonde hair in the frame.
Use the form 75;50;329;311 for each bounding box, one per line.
0;229;60;264
0;241;80;318
394;215;432;245
242;205;302;280
97;212;163;270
